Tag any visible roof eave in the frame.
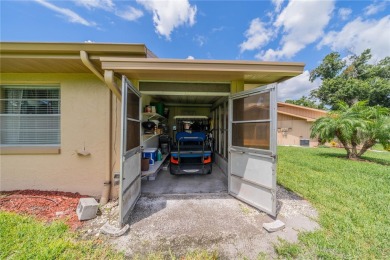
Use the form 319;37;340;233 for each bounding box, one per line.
277;110;316;122
0;42;149;57
100;57;305;84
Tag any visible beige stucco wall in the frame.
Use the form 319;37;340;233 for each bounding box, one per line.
277;114;318;147
0;73;114;197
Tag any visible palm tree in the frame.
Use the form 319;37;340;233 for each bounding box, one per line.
357;106;390;156
310;102;390;159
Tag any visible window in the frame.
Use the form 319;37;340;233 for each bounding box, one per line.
231;92;271;150
0;86;61;146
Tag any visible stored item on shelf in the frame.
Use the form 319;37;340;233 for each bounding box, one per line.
142;120;156;130
141;158;150;171
143;148;157;165
157;149;162;161
142;120;156;134
161;143;169;154
159;135;171;154
144;105;151;113
151;102;164;116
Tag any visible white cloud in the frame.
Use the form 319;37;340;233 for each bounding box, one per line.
277;70;321;101
338;7;352;21
75;0;143;22
74;0;114;11
136;0;197;40
211;26;224;33
239;18;273;53
318;16;390;62
364;1;388;16
194;34;206;46
272;0;284;12
257;0;335;61
116;6;144;21
186;55;194;59
35;0;96;26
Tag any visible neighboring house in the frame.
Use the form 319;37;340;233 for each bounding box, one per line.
0;42;305;210
277;102;327;147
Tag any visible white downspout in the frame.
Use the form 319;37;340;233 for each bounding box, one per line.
80;50;113;205
104;70;121;99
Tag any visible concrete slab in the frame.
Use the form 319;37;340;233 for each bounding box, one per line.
141;163;228;195
100;222;129;237
263;220;285;232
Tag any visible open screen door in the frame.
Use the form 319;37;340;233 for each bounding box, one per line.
228;84;277;216
119;76;142;225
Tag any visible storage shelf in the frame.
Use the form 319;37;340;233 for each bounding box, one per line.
141;153;169;177
142;112;166;121
142;134;160;143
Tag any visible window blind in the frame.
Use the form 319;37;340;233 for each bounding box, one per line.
0;86;61;145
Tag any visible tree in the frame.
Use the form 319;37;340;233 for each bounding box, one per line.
310;101;390;159
285;95;326;110
310;49;390;108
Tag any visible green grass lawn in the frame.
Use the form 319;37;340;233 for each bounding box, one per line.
277;146;390;259
371;143;390;151
0;211;218;259
0;212;124;259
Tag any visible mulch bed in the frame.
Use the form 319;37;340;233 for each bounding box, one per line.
0;190;90;230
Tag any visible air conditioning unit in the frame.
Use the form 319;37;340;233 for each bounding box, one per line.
300;139;310;147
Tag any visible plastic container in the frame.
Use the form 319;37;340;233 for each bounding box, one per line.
157;149;162;161
142;148;157;165
151;102;164;116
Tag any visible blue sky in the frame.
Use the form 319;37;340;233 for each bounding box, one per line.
1;0;389;101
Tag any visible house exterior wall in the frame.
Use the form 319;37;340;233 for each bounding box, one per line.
277;113;318;147
0;73;115;197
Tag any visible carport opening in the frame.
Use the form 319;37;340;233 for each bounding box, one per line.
139;82;230;195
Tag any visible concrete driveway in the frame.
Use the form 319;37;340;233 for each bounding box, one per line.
82;165;319;259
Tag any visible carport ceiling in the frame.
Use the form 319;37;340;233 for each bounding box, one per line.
139;82;230;105
151;94;222;105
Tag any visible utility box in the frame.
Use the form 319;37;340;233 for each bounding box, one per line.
300;139;310;147
76;198;99;221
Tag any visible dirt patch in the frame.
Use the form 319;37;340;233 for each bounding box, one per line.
0;190;88;230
